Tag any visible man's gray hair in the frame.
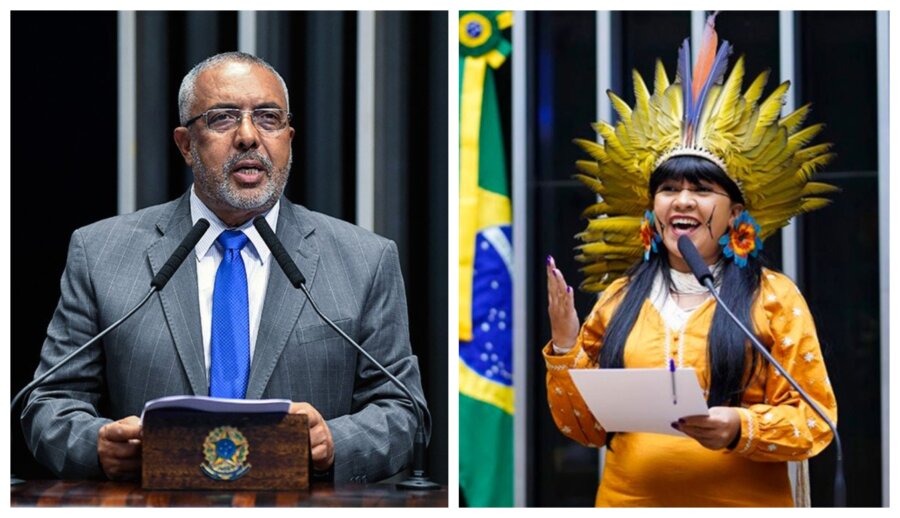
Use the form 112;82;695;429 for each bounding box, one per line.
177;52;290;125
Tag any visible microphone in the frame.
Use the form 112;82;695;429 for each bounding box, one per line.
677;235;846;507
253;216;439;490
676;235;714;286
152;218;212;290
11;218;210;484
253;216;306;288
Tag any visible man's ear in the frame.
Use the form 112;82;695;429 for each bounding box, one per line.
173;127;194;166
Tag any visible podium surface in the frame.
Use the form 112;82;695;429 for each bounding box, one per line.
12;479;447;507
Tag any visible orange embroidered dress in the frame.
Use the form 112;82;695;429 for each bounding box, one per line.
544;269;836;506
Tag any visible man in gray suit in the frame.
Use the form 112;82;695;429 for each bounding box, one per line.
21;52;429;483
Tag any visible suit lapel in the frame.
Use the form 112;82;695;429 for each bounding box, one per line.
146;193;208;396
246;200;319;399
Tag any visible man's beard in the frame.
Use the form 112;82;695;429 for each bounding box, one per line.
191;147;291;211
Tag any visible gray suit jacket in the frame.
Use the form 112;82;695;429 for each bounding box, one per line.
21;192;430;483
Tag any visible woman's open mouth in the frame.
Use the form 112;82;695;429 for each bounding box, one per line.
669;216;701;236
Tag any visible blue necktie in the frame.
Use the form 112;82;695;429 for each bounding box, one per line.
209;230;251;399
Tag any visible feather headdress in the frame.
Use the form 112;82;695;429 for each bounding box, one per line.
574;14;836;292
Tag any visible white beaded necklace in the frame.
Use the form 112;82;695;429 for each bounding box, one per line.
669;261;723;295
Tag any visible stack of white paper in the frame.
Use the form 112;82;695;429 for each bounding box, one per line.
140;395;291;423
568;368;709;436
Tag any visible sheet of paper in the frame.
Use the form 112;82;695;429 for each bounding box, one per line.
568;368;709;436
141;395;291;423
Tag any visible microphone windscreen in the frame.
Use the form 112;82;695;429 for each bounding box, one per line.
151;218;210;290
253;216;306;288
677;235;713;285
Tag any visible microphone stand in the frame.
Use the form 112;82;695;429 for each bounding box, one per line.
253;216;439;490
10;288;158;486
701;279;846;506
11;219;210;487
298;282;439;490
677;236;846;506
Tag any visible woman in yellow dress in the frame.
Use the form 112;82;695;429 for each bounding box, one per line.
544;15;837;507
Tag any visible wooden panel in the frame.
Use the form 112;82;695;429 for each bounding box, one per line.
142;410;309;491
11;480;448;507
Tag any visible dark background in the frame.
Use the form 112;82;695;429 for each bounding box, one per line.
10;11;448;485
521;11;883;506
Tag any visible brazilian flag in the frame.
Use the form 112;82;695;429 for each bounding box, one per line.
459;10;513;507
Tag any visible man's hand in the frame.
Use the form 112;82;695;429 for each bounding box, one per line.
289;402;334;471
674;407;742;450
98;416;142;480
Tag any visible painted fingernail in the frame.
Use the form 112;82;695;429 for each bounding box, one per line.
678;418;685;424
671;422;679;430
546;255;552;265
567;286;572;293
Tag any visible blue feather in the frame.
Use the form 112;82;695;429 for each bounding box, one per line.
677;38;693;145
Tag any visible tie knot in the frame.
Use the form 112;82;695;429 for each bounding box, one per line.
217;230;249;252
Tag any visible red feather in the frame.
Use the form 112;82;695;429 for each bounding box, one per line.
691;12;719;102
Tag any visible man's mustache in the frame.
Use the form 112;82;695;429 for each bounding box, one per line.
223;152;274;175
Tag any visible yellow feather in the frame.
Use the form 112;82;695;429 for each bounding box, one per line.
801;182;841;196
795;143;833;161
574;171;602;189
607;90;633;123
742;70;770;109
579;280;615;293
756;123;826;171
596;123;631;164
573;139;608;163
662;84;683;123
580;260;637;275
779;103;811;134
797;153;835;178
578;242;643;257
633;69;652;137
747;124;780;159
574;161;601;178
653;59;670;96
579;200;638;218
584;217;642;234
755;127;789;167
578;232;643;247
751;81;790;143
799;198;832;213
696;85;723;139
708;56;745;135
786;123;825;150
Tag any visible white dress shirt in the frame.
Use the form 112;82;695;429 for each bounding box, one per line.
189;186;280;379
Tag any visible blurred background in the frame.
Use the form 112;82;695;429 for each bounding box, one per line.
10;10;448;485
461;10;887;507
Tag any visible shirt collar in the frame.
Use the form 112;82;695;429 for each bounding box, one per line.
189;185;280;265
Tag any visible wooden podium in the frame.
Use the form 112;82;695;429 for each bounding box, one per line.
142;410;309;491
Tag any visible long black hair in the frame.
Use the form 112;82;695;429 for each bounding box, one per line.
599;156;764;447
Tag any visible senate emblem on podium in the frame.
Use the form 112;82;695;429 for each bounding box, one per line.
201;426;251;481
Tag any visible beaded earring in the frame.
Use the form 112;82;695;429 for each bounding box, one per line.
640;210;662;261
719;210;763;267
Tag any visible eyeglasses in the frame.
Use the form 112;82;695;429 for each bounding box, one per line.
183;108;292;133
654;185;730;200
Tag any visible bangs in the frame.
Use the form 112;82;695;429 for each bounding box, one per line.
650;156;743;203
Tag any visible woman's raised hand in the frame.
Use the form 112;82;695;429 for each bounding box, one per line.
546;255;580;352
